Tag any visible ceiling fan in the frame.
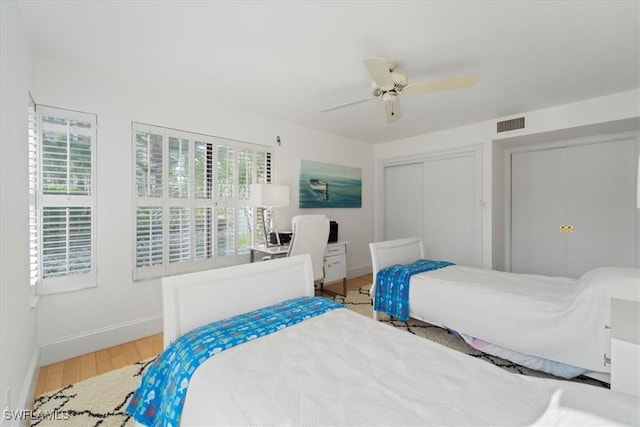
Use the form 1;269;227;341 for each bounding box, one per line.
321;58;477;123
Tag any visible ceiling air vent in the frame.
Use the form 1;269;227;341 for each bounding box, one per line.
497;117;525;133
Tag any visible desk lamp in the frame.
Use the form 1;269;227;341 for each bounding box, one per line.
250;183;290;246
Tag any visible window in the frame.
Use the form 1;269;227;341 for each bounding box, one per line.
133;123;272;280
30;105;98;294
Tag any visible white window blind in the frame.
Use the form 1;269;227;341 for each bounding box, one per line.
135;207;163;268
31;105;97;294
28;101;39;290
133;122;272;280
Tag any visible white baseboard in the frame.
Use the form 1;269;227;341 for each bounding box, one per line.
39;314;162;366
8;347;40;427
347;264;372;281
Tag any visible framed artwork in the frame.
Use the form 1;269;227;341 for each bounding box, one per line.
299;160;362;208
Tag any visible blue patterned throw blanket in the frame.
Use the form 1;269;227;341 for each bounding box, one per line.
126;296;343;427
374;259;454;321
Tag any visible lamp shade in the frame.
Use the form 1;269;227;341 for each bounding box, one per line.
250;183;290;207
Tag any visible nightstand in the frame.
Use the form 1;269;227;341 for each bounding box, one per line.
610;298;640;397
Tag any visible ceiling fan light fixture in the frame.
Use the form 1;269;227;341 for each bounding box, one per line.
381;91;397;104
390;71;408;92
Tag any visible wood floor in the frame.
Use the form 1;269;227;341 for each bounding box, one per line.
33;333;164;399
33;273;372;401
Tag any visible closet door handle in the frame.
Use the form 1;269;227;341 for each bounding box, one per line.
559;225;574;233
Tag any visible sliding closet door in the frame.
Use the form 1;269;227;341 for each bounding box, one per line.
422;155;478;265
384;162;424;240
384;151;481;266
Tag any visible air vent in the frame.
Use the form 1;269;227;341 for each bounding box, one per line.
497;117;525;133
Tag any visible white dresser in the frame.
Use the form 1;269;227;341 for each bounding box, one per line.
610;298;640;397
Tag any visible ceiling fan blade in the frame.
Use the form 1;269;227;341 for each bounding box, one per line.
403;74;477;96
363;57;394;90
385;100;401;123
321;96;376;112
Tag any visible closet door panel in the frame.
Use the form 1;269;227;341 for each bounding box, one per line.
511;148;567;276
384;163;424;241
566;139;637;277
422;155;477;266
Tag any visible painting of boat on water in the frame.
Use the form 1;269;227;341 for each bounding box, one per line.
299;160;362;208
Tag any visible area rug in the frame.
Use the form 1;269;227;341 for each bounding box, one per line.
32;287;606;426
31;358;154;427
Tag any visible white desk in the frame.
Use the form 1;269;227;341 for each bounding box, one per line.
249;241;348;296
249;244;289;262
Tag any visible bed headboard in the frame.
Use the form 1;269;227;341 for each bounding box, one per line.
162;254;314;348
369;237;425;284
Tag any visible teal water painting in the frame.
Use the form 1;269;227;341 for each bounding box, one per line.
299;160;362;208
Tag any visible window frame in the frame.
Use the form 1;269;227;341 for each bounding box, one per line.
33;104;98;295
132;122;272;281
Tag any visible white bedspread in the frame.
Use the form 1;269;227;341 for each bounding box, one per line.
408;266;640;373
180;307;638;426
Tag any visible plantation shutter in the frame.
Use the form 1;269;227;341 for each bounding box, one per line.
194;141;214;261
134;125;166;279
133;122;272;281
28;101;39;289
36;105;97;294
254;151;271;246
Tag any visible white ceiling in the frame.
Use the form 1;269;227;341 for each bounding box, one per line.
17;1;640;144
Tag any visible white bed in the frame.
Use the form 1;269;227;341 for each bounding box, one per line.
128;254;639;426
369;236;640;381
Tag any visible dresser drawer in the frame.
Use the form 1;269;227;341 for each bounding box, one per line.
324;255;346;283
325;244;345;256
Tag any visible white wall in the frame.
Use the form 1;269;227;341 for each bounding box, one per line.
31;57;374;364
272;122;374;272
374;89;640;269
0;1;39;423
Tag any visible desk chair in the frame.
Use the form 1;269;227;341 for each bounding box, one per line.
287;215;330;292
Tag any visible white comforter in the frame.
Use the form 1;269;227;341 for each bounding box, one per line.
180;307;638;426
408;266;640;373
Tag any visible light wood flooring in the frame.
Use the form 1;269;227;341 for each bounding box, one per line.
33;273;372;402
33;333;164;399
